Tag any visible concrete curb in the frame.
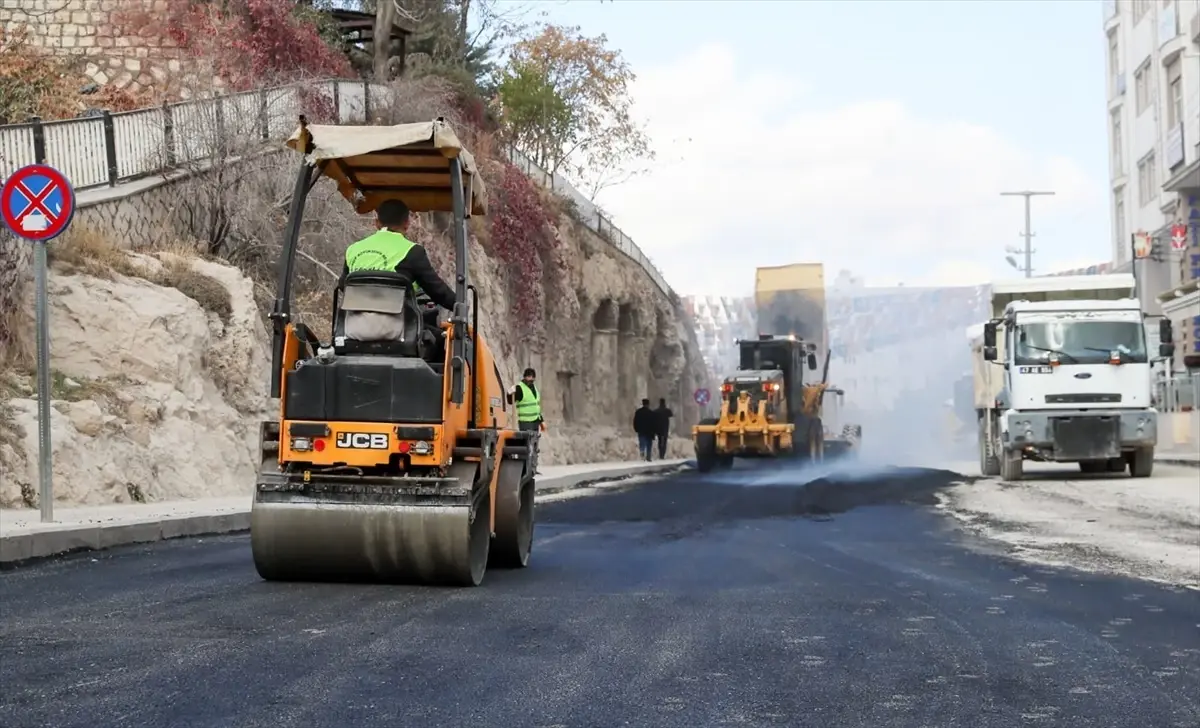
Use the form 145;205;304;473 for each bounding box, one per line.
1155;457;1200;468
0;462;689;567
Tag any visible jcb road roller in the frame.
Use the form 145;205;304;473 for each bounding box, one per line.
250;117;538;587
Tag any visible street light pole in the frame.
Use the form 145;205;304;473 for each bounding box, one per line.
1000;190;1055;277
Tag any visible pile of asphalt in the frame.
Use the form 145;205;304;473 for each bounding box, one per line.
539;465;974;525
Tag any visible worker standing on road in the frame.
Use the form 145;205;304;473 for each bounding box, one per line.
510;367;544;433
633;398;656;461
340;199;457;311
653;398;673;460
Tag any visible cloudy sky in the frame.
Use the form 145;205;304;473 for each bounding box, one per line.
526;0;1111;296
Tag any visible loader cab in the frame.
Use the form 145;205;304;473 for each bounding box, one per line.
736;335;818;418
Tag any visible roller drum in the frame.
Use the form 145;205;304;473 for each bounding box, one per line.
250;464;490;586
488;459;535;569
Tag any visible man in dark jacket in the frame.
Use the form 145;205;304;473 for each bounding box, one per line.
653;398;673;459
633;398;656;461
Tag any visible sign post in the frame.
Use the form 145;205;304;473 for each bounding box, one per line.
2;163;77;523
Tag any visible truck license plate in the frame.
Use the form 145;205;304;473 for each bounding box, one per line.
1018;365;1054;374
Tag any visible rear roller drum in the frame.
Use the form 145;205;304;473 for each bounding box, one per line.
490;459;535;569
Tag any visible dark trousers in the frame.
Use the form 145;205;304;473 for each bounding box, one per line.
518;421;540;432
655;432;668;459
637;433;654;461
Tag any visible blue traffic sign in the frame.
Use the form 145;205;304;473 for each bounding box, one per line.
694;388;711;405
1;164;76;242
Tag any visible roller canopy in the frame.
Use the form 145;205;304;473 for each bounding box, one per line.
285;118;489;217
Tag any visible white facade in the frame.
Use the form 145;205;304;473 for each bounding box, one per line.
1103;0;1200;267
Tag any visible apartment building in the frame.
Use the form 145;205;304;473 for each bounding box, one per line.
1104;0;1200;368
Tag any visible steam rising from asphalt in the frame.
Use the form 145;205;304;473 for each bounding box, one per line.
704;283;990;475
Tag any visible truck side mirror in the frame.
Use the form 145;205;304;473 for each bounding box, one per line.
1160;342;1176;358
806;354;818;370
983;346;997;362
1159;318;1173;344
983;321;997;348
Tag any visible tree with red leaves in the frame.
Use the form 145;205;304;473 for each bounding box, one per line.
487;162;567;343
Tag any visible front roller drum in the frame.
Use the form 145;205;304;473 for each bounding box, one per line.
489;458;535;569
250;462;491;586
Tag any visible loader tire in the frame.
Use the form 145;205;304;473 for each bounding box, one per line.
695;417;719;473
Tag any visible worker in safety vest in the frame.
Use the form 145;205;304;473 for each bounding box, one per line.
340;198;457;310
509;367;545;433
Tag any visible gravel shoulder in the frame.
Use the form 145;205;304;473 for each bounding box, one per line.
936;461;1200;589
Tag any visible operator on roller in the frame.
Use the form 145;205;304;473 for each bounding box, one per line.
340;198;457;310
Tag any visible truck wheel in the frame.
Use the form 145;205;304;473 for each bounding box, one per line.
1128;446;1154;478
978;427;1000;476
999;450;1023;481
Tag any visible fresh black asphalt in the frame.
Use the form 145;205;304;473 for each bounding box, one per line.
1;463;1198;728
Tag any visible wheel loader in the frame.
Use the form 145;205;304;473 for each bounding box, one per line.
250;116;537;587
692;334;825;471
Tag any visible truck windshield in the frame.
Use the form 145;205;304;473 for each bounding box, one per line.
1014;321;1147;365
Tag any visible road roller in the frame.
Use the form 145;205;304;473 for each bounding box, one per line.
250;116;539;587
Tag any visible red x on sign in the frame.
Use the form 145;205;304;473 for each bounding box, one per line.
1;164;76;242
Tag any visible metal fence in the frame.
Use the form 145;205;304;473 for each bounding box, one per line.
0;78;673;296
1157;372;1200;413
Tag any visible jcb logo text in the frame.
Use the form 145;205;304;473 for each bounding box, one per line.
336;432;389;449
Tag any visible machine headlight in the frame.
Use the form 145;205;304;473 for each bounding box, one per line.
291;437;313;452
411;441;432;455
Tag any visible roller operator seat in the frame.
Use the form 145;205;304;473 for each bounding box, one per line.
334;270;426;358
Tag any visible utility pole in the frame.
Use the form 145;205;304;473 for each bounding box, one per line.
1000;190;1055;277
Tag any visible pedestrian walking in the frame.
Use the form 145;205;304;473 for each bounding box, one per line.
653;398;673;459
633;398;657;461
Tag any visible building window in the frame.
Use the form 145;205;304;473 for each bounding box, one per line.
1166;58;1183;128
1135;58;1153;115
1137;152;1158;207
1108;31;1120;90
1114;187;1126;260
1111;109;1123;175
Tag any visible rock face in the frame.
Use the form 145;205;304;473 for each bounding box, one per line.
0;253;271;509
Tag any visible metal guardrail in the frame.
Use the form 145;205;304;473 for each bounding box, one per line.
1157;372;1200;412
0;78;673;296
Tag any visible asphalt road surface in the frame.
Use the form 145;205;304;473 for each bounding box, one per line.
2;464;1198;728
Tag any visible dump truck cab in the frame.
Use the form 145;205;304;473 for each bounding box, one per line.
693;334;823;471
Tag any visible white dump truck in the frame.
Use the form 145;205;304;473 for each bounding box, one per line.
967;274;1175;480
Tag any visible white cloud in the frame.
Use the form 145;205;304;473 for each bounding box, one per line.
591;44;1109;296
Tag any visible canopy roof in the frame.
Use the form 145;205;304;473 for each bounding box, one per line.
285;118;488;216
